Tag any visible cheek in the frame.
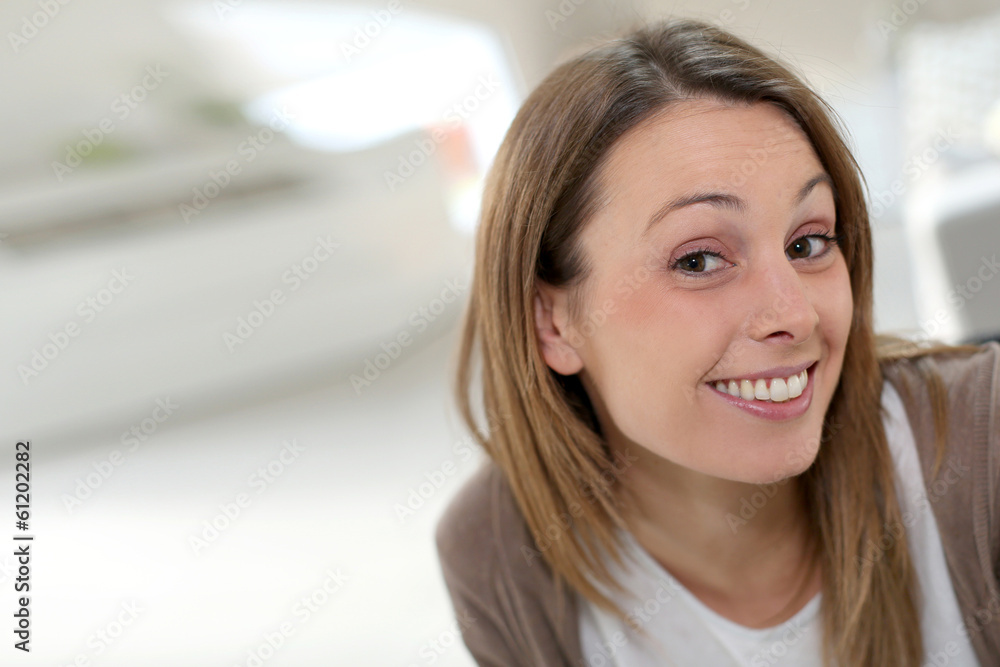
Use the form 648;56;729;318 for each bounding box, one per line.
589;280;729;371
577;281;732;425
820;258;854;346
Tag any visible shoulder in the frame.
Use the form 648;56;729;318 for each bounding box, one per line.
435;460;523;579
880;340;999;400
881;342;1000;655
434;460;583;666
433;462;519;663
435;459;553;597
880;341;999;444
881;343;1000;628
435;462;495;576
880;340;998;467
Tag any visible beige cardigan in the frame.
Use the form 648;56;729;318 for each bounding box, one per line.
435;342;1000;666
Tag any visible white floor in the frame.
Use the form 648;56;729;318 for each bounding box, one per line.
5;324;481;666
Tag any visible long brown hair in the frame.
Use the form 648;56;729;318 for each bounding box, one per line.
452;18;979;666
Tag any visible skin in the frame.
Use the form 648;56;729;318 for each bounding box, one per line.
533;98;853;628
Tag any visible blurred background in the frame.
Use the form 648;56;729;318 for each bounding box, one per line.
0;0;998;664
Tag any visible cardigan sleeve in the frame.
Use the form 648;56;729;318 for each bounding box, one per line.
983;342;999;578
883;340;1000;664
435;463;524;666
435;461;586;667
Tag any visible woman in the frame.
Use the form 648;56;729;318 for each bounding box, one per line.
435;18;1000;667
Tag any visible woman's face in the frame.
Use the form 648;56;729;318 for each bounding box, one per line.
536;99;853;485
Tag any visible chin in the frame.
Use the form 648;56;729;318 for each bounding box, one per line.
710;432;822;485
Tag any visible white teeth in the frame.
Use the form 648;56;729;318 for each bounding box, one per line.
769;378;789;402
787;373;802;399
754;379;769;400
711;367;811;403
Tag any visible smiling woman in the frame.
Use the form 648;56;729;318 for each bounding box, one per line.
535;100;853;489
435;18;1000;667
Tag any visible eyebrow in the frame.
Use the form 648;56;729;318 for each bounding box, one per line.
642;173;835;237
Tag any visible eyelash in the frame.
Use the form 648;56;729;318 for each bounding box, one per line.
670;232;842;277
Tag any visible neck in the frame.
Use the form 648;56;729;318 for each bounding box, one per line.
613;442;821;627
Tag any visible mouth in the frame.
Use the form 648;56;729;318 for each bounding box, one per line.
705;361;818;422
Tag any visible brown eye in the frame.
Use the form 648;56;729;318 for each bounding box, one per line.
787;238;812;259
671;249;730;276
786;234;835;260
680;254;707;272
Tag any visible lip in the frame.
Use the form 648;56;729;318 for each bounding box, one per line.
706;362;817;422
709;360;816;383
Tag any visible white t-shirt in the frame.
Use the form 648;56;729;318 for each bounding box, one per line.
578;380;980;666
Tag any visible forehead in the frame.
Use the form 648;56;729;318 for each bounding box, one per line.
595;98;821;210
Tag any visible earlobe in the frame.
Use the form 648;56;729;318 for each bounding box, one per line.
533;285;585;376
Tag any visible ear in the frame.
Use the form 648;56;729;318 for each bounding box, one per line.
533;283;585;376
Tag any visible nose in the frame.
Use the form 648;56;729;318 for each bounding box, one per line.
745;256;820;344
